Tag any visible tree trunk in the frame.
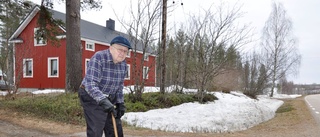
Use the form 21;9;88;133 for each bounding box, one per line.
65;0;82;92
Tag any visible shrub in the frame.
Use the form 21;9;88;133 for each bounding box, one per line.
0;91;218;125
201;93;218;102
125;101;147;112
1;93;84;125
125;92;217;112
276;103;295;113
142;92;163;108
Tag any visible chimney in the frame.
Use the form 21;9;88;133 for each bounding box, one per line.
106;18;115;30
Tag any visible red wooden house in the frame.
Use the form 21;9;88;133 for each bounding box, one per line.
9;6;156;92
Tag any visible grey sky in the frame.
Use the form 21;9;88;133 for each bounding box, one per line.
30;0;320;84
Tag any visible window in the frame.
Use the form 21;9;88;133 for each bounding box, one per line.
126;50;131;58
34;28;47;46
143;53;149;61
85;58;90;74
125;64;130;80
143;66;149;79
48;57;59;77
85;41;95;51
23;58;33;78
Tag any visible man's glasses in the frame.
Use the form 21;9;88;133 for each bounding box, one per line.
113;46;129;54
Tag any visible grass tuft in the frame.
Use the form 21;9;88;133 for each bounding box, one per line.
276;103;295;113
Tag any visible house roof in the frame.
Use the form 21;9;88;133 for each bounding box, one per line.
9;6;40;42
50;9;125;45
9;6;153;54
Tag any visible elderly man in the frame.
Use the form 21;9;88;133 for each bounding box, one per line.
78;36;131;137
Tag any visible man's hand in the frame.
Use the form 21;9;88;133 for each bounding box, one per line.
115;103;126;119
98;98;114;113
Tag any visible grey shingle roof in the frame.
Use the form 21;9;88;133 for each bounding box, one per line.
51;10;148;52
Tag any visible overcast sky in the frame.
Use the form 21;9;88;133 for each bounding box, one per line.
30;0;320;84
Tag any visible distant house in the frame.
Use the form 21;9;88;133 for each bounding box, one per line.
9;6;156;91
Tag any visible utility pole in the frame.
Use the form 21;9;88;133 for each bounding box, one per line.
160;0;167;94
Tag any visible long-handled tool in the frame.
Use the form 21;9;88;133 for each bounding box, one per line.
111;112;118;137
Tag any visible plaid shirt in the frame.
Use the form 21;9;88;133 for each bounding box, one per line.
81;49;127;104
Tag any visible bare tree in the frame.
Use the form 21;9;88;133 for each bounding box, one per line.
10;38;38;99
280;76;294;94
0;0;33;97
184;2;251;102
261;2;301;97
113;0;161;101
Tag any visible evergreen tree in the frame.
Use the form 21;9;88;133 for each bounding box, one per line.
174;29;187;91
38;0;101;92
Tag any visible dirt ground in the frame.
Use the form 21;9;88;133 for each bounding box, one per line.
0;96;319;137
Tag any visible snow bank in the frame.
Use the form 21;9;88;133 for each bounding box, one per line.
122;91;284;133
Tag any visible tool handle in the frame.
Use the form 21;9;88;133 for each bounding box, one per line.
111;113;118;137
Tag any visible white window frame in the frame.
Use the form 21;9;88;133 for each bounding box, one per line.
48;57;59;78
23;58;33;78
125;64;130;80
143;53;149;61
85;58;90;74
143;66;149;79
85;41;95;51
34;27;47;46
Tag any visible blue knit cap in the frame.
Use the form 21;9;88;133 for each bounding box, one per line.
110;36;132;49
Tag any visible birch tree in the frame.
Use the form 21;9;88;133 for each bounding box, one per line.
261;2;301;97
